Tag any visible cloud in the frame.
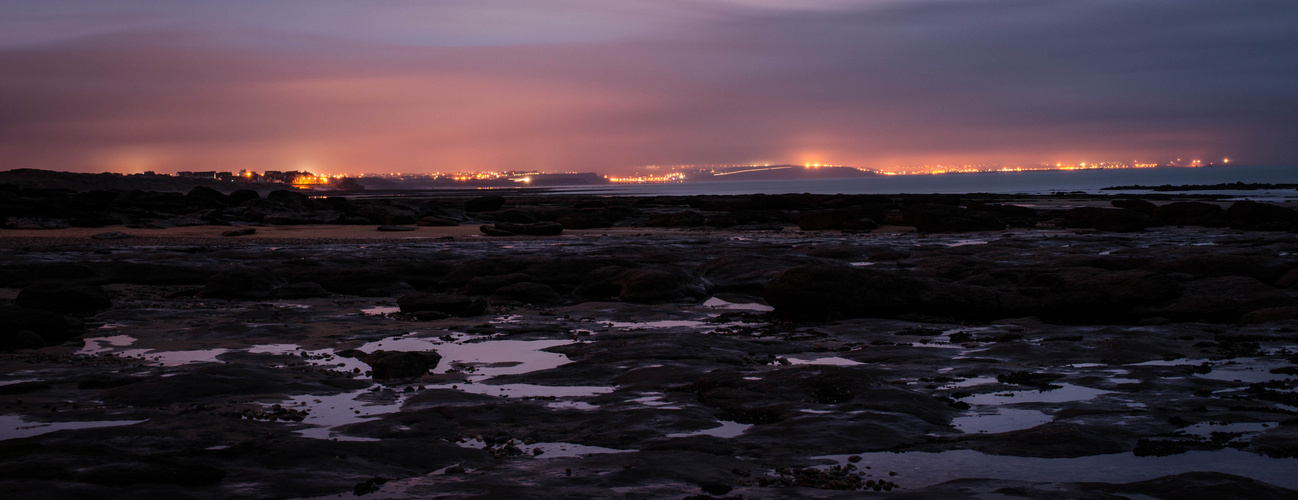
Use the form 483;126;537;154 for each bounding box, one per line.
1;0;1294;174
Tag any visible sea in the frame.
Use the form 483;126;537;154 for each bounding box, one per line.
543;164;1298;200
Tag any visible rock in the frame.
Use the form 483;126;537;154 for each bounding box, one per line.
696;254;821;294
489;282;564;306
199;267;284;299
15;282;111;314
377;225;418;232
465;195;506;213
993;268;1182;323
557;210;619;229
611;267;709;303
1138;275;1296;323
221;228;256;237
417;216;459;226
274;266;402;296
1227;200;1297;230
91;231;133;240
486;222;564;236
186;186;230;208
361;350;441;380
1239;306;1298;324
480;209;538;224
1061;207;1150;232
463;273;532;295
0;306;84;350
76;462;226;486
791;209;851;230
227;189;260;205
4;217;70;230
1152;201;1225;226
270;282;331;299
398;292;475;316
646;210;705;227
901;204;1005;232
266;189;313;211
1111;198;1157;213
840;218;879;231
764;264;1002;321
480;224;517;236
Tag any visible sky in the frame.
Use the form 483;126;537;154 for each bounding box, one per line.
1;0;1295;175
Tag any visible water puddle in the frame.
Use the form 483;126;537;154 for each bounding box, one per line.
281;389;404;441
952;408;1052;434
1179;421;1277;439
112;348;230;366
361;306;400;316
78;335;137;355
604;319;710;330
430;383;613;399
1;415;147;441
782;356;863;366
665;420;752;439
456;437;631;458
962;383;1111;405
812;449;1298;491
702;297;774;312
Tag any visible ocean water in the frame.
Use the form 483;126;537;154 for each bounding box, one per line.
545;164;1298;198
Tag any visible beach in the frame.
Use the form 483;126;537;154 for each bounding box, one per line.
3;192;1298;498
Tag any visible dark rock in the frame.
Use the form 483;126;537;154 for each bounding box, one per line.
791;209;851;230
417;216;459;226
0;306;84;350
398;292;475;316
765;264;1002;321
463;273;532;295
1152;201;1226;226
199;267;283;299
480;224;517;236
489;222;563;236
102;263;214;285
273;266;402;296
1111;198;1157;213
227;189;261;205
489;282;564;306
611;267;709;303
647;210;706;227
15;281;111;314
1061;207;1150;232
465;195;506;212
902;204;1005;232
377;225;418;232
266;190;313;211
221;227;256;237
841;218;879;231
481;209;537;224
270;282;331;299
361;350;441;380
1227;200;1298;230
556;210;619;229
1139;276;1296;323
186;186;230;207
76;462;226;486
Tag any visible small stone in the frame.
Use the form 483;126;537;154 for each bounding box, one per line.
91;231;133;240
221;227;256;237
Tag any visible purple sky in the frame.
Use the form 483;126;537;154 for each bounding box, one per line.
1;0;1295;175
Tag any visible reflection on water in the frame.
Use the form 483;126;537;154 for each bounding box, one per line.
665;420;752;439
952;408;1052;434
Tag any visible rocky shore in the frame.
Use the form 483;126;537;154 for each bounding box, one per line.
3;191;1298;499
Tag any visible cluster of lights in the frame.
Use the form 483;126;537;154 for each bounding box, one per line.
605;173;687;184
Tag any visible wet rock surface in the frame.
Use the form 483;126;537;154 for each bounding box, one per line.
3;197;1298;499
